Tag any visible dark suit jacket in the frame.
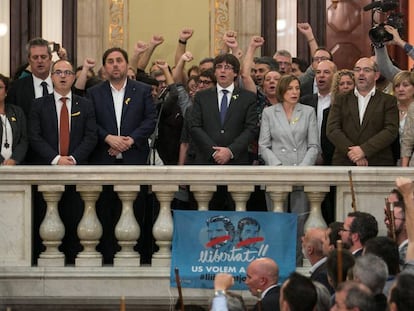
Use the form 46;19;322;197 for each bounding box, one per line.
189;86;258;164
253;285;280;311
299;66;315;98
310;260;334;294
29;94;97;164
87;79;157;164
301;94;335;165
155;84;183;165
326;90;398;166
0;104;28;163
5;75;36;117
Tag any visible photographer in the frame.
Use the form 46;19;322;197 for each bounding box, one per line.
374;25;414;81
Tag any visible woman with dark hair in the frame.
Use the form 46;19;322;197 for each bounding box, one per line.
0;74;28;165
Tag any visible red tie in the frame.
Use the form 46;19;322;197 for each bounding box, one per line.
59;97;69;156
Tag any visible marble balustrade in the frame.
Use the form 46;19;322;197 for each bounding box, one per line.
0;165;410;303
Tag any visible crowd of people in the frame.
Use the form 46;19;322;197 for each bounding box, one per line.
2;21;414;308
200;176;414;311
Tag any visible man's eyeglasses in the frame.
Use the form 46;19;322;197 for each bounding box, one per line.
52;70;75;76
198;79;212;85
353;67;375;73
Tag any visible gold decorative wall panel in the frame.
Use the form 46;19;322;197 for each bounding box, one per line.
213;0;230;55
108;0;127;48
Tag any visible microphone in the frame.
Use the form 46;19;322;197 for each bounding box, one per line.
157;86;170;100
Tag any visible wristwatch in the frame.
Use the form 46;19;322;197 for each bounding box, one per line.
214;290;226;297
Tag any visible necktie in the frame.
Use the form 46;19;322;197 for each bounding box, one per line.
41;81;49;97
220;89;229;124
59;97;69;156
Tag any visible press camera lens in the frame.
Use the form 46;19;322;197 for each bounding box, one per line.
369;24;394;44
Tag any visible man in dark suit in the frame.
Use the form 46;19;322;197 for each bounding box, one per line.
340;211;378;257
29;59;97;165
86;47;156;264
87;47;156;165
29;59;97;263
189;53;257;210
189;53;258;165
301;60;337;165
301;60;337;224
301;228;334;294
245;257;280;311
6;38;54;118
327;57;399;166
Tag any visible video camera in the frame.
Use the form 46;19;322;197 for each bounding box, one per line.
364;0;404;46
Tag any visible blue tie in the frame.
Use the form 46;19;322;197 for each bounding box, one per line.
220;89;229;124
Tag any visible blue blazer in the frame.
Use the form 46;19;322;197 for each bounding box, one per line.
259;103;320;166
87;79;156;164
29;94;97;164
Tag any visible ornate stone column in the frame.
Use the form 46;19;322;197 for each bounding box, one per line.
37;185;65;267
76;185;103;267
228;185;254;211
304;186;329;231
192;185;216;211
113;185;140;267
267;185;292;212
151;185;175;266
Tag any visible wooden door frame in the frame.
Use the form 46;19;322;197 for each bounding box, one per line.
9;0;77;78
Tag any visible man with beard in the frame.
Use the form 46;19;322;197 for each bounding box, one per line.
340;211;378;256
385;189;408;267
87;47;157;263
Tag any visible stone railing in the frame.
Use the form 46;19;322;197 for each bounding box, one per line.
0;165;411;307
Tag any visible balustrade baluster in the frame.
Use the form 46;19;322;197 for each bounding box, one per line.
267;186;292;212
192;185;215;210
37;185;65;267
228;185;253;211
76;185;103;266
151;185;176;266
304;186;329;231
113;185;141;267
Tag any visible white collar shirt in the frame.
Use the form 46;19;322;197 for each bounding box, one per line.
33;75;53;98
216;83;235;111
354;87;376;124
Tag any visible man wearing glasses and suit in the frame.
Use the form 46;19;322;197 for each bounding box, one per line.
327;57;398;166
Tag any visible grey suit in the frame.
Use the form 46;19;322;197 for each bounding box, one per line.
259;103;320;166
259;102;319;266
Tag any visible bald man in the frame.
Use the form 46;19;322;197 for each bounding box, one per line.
301;228;334;294
245;257;280;311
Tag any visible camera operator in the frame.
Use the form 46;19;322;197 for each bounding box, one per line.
374;25;414;82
